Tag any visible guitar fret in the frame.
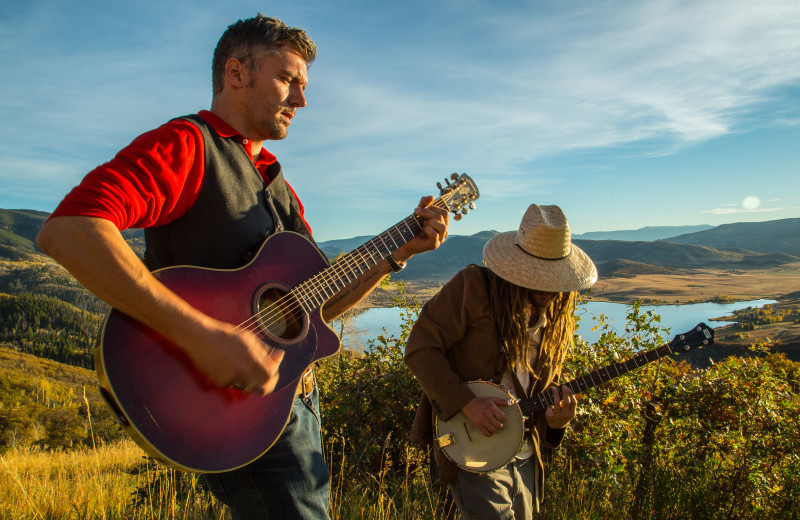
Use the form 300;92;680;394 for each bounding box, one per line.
402;219;418;240
277;182;475;318
388;227;401;249
290;213;424;312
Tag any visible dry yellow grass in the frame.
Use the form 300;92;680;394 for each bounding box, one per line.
0;439;225;520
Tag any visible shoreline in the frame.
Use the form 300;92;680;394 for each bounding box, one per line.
360;269;800;351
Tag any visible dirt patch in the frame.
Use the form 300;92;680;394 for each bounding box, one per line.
587;262;800;304
360;280;442;308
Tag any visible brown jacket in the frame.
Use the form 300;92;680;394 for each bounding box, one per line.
404;265;564;498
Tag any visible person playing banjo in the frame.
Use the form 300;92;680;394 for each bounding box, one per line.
404;204;598;518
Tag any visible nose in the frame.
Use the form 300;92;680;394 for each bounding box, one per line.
288;84;307;108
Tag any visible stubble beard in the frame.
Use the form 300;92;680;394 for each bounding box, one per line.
243;86;290;141
261;115;288;140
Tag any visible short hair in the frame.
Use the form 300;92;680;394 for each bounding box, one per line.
212;14;317;96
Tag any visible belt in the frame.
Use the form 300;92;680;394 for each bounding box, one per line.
295;366;315;397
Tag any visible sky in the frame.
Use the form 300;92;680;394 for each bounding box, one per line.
1;0;799;242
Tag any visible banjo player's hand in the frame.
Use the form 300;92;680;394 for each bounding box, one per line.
545;385;577;429
462;397;509;437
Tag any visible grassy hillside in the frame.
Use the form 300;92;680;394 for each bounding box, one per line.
0;346;124;449
0;291;101;367
661;217;800;255
0;209;49;243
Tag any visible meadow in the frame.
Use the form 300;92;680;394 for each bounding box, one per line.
2;287;799;519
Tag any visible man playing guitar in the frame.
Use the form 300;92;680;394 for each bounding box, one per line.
37;14;449;520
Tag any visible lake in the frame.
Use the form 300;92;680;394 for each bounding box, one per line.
341;299;777;349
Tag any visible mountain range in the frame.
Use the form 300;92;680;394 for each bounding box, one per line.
1;209;798;285
319;218;800;282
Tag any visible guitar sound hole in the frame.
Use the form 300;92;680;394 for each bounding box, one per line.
257;287;305;341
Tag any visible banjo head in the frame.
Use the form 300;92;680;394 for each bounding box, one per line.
434;381;525;473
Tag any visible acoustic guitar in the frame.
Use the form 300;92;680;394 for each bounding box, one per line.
96;173;479;473
434;323;714;473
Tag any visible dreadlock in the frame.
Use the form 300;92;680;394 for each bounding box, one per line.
485;268;578;393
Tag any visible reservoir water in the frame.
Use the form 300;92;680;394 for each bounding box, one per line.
342;299;777;350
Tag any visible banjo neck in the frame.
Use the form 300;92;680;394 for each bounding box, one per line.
518;323;713;417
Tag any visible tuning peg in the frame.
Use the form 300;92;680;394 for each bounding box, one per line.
461;208;469;215
450;173;460;181
453;213;463;221
436;182;443;190
469;202;476;210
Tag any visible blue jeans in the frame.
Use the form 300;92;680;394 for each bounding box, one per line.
203;387;331;519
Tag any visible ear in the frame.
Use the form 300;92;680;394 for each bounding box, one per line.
224;57;249;90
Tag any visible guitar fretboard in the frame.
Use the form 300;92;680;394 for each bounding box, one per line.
288;200;447;313
519;343;674;416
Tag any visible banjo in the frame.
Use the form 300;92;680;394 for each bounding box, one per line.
434;323;714;473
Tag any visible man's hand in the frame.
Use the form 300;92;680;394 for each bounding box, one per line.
185;319;285;395
36;216;286;396
394;196;449;262
461;396;509;437
545;385;578;429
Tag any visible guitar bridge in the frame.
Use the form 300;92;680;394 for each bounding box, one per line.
435;432;455;449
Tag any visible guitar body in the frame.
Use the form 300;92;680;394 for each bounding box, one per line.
96;232;339;473
435;381;525;473
93;173;481;473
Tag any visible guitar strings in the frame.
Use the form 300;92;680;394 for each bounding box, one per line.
238;207;433;336
246;184;463;334
229;192;461;343
232;213;422;337
229;211;427;337
517;343;674;416
240;189;462;337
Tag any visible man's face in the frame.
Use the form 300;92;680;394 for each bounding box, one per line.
529;290;558;308
242;44;308;141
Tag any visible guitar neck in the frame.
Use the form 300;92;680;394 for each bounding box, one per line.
288;201;441;313
519;343;674;416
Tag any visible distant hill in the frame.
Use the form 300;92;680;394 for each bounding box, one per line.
316;235;375;258
0;208;145;259
3;207;799;288
398;230;497;282
658;217;800;256
575;224;714;242
312;219;800;282
0;209;49;261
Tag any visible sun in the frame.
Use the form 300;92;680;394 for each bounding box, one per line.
742;196;761;210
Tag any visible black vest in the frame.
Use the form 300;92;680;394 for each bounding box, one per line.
143;114;313;270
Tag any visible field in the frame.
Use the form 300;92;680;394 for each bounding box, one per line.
2;253;799;519
372;263;800;350
0;439;225;520
588;262;800;304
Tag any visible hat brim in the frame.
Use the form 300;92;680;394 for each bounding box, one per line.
483;231;598;293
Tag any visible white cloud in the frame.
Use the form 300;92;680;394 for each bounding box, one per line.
704;207;782;215
2;0;799;237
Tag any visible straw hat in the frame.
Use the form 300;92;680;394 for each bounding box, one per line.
483;204;597;293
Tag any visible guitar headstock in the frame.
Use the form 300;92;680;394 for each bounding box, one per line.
437;173;480;221
669;322;714;354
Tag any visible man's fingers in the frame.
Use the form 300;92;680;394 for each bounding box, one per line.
417;195;435;208
254;346;285;393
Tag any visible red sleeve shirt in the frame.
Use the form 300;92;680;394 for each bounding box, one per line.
50;110;310;233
